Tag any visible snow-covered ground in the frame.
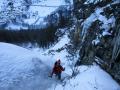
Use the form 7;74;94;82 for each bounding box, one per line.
0;42;58;90
54;65;120;90
0;0;72;30
24;0;67;25
0;33;120;90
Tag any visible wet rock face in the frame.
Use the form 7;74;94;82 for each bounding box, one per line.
72;0;120;84
110;23;120;84
110;53;120;84
80;22;120;84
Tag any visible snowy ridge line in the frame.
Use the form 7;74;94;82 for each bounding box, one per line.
24;4;72;7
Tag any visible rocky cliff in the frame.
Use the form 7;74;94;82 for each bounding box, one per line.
72;0;120;84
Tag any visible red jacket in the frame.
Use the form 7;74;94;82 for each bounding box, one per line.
53;65;64;74
52;61;64;74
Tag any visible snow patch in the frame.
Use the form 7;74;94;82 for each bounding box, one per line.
92;37;100;45
102;31;112;36
84;0;102;4
100;16;115;31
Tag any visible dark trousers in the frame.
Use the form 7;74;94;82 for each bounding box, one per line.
55;72;61;80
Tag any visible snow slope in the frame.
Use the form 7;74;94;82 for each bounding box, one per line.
0;42;54;90
0;40;120;90
54;65;120;90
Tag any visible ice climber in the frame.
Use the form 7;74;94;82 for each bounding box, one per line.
50;59;65;80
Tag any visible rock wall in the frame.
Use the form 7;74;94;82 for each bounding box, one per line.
72;0;120;84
